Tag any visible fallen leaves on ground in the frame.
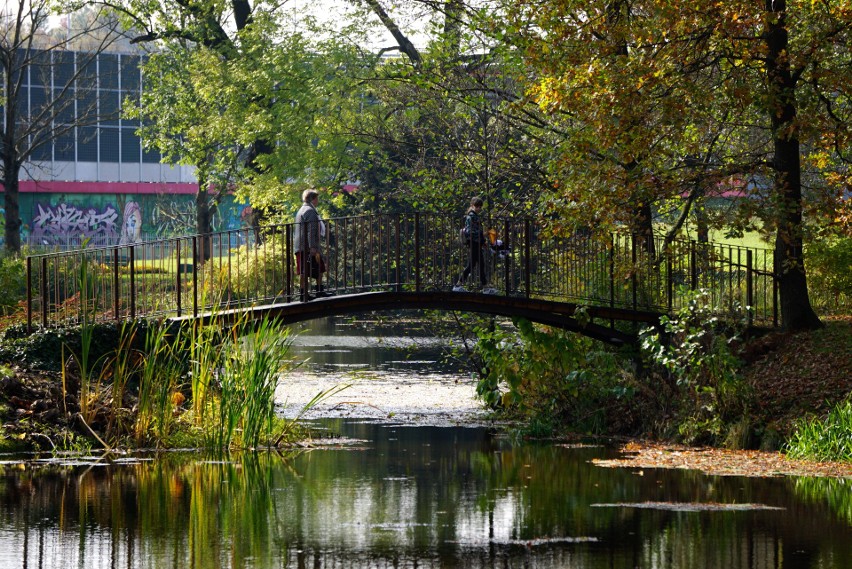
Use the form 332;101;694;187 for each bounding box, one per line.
594;440;852;478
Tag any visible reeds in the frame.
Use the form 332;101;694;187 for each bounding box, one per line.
59;298;320;450
786;400;852;463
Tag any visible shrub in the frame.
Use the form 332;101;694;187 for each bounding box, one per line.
474;317;631;436
0;256;26;316
640;287;752;445
806;235;852;313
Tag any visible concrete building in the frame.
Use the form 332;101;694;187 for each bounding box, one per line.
1;48;249;249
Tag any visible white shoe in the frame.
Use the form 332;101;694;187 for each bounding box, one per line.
482;287;497;295
452;285;467;292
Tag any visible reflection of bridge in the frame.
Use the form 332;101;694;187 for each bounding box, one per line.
25;213;777;345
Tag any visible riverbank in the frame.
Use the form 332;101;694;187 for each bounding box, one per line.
0;316;849;477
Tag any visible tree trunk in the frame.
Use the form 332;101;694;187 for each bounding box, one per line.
2;157;22;255
764;0;822;331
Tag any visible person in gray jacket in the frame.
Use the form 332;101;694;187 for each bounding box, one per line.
294;189;331;299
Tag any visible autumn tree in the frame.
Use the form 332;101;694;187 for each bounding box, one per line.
1;1;124;254
502;0;851;330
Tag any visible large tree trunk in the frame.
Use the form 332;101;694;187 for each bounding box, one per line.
764;0;822;331
2;157;22;255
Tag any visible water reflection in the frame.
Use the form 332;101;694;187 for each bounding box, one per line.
288;315;461;375
1;420;851;568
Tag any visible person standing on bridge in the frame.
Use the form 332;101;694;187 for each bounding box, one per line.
294;189;332;299
454;197;496;294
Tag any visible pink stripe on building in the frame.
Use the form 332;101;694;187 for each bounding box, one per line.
8;181;198;195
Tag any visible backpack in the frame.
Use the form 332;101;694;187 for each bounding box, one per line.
458;226;469;246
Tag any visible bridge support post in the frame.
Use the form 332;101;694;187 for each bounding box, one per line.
395;215;402;293
503;219;511;295
524;219;531;298
631;234;637;311
414;213;421;292
176;241;182;317
690;241;698;289
40;257;47;328
286;225;292;302
609;235;615;309
666;253;673;312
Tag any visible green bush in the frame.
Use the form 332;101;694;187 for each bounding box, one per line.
640;287;751;445
806;235;852;313
201;236;287;301
474;317;631;436
0;256;26;316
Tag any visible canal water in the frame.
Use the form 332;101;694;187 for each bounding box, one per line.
1;316;851;568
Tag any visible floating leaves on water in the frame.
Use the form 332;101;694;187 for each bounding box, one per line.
591;501;785;512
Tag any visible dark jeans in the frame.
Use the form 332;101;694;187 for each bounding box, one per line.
459;240;487;286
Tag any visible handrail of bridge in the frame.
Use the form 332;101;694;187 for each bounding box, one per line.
24;212;777;331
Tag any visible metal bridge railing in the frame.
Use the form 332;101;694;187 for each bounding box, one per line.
25;213;777;330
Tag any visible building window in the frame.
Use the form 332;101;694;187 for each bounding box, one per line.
99;53;119;90
121;127;140;163
55;129;75;161
78;126;98;161
100;127;119;162
120;55;140;92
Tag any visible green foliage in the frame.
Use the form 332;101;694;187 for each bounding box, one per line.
640;287;751;445
0;256;26;316
217;237;287;300
806;235;852;313
0;321;149;371
128;7;366;215
474;318;630;435
786;400;852;463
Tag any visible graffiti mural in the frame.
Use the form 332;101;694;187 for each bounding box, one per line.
151;198;199;238
11;192;253;247
119;201;143;245
30;202;119;245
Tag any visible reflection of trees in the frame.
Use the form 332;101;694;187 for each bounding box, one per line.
795;477;852;526
1;430;852;568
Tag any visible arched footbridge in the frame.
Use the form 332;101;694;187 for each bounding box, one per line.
25;212;777;346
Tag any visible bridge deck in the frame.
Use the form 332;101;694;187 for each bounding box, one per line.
25;212;777;341
168;291;663;345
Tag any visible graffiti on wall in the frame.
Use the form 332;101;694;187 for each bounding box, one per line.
14;192;252;246
151;198;201;237
30;202;119;245
150;194;251;237
119;201;143;245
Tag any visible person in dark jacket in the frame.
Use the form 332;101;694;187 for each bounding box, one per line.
454;197;495;293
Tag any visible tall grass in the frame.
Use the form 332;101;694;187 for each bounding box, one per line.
785;400;852;463
135;320;184;446
120;308;308;450
209;317;293;449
